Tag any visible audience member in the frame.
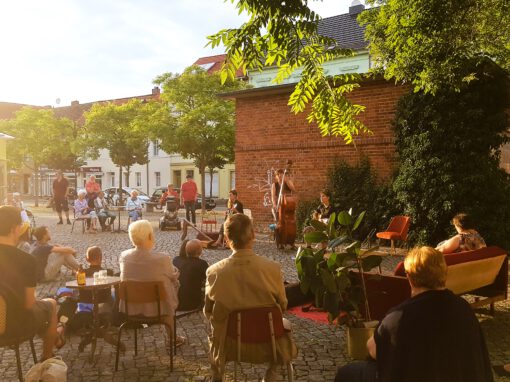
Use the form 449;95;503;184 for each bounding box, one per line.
53;170;71;225
173;239;189;270
31;226;80;282
17;222;32;253
335;246;494;382
181;174;198;224
119;220;180;348
160;183;179;208
74;189;99;233
126;190;143;222
94;191;116;231
172;239;208;311
84;246;113;277
436;213;486;254
85;175;101;209
0;206;64;361
205;214;297;382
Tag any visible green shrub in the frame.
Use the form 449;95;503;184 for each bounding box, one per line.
296;199;319;240
393;60;510;248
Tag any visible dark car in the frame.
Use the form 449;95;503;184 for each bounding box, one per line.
150;188;216;211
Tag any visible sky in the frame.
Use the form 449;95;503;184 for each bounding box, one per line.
0;0;354;107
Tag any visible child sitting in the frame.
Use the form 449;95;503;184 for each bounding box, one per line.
84;246;114;277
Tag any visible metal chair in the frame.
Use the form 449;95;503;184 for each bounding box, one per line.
115;281;173;372
172;305;202;355
0;294;37;382
376;215;411;256
70;208;87;234
225;306;294;382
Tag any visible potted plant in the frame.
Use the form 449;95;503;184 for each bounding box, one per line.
295;209;382;359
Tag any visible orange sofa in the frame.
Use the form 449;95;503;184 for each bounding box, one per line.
352;246;508;321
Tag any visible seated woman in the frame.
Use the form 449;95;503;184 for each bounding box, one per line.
74;189;98;233
436;213;486;254
126;190;143;222
312;189;334;222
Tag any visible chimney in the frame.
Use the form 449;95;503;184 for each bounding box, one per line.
71;100;80;106
349;0;365;15
152;86;160;95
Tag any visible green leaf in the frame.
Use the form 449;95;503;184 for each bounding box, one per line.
304;231;329;244
361;255;383;272
326;252;338;270
337;211;352;226
319;268;337;293
310;219;328;232
329;236;349;250
352;211;366;231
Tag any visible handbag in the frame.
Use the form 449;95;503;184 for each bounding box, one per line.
25;356;67;382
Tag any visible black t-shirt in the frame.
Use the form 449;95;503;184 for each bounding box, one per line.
31;243;54;282
315;203;334;219
172;256;209;311
375;289;493;382
0;244;38;337
53;178;68;199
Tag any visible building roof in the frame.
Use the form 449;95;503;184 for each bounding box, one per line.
193;54;246;78
317;9;368;50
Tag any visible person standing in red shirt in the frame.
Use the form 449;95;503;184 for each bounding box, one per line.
181;175;198;224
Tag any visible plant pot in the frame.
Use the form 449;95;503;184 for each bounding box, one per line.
347;326;375;360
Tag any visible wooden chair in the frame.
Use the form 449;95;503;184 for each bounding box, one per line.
225;306;294;382
115;281;173;372
0;294;37;382
376;216;411;256
70;208;87;234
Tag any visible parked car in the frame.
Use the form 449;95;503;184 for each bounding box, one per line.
150;188;216;211
103;187;150;206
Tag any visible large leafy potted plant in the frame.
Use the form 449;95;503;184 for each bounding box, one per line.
295;209;382;359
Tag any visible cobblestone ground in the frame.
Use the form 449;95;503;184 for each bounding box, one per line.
1;207;509;381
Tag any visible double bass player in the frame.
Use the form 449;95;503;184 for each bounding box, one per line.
271;167;297;250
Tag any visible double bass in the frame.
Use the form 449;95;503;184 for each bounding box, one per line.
273;161;297;249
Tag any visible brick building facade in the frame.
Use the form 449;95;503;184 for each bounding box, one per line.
229;79;409;231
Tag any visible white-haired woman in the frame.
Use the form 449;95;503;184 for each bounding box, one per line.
126;190;143;222
74;189;98;233
119;220;181;349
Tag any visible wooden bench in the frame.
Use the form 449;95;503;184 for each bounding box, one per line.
352;246;508;320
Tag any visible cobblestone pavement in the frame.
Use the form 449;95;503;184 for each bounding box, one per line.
1;207;509;381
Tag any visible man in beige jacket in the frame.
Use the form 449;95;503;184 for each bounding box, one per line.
204;214;297;382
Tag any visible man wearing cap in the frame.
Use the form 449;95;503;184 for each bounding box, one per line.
181;174;198;224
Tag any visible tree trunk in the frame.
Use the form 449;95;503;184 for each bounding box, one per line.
125;166;130;187
199;165;206;212
34;165;40;207
208;167;214;198
118;165;123;206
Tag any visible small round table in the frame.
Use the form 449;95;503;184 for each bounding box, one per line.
66;276;121;362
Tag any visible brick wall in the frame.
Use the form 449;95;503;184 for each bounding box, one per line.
233;79;409;231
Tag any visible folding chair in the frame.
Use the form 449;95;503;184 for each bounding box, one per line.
226;306;294;382
173;304;203;355
0;294;37;382
70;208;87;234
376;216;411;256
115;281;173;372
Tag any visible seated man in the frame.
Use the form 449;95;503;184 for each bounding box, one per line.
0;206;63;361
335;246;494;382
94;191;116;231
126;190;143;222
31;226;80;282
212;189;243;248
172;239;209;311
205;214;297;382
119;220;180;347
160;183;179;208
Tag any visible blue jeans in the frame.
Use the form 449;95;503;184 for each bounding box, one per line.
128;210;142;222
184;201;196;224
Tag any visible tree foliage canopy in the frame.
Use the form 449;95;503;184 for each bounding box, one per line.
152;65;246;206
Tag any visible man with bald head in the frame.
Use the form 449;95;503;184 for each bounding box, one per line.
172;239;209;311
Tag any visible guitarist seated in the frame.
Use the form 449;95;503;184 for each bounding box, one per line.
212;190;243;248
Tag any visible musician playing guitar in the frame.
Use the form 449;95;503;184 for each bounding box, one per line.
312;189;334;223
212;190;244;248
271;167;297;250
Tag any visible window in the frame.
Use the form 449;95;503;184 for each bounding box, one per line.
155;171;161;187
109;172;115;187
173;170;182;188
135;172;142;187
153;140;160;156
230;170;236;190
204;171;219;198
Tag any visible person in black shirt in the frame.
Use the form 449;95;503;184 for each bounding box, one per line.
172;239;209;311
335;246;494;382
0;206;63;361
212;190;244;248
313;189;334;222
52;170;71;225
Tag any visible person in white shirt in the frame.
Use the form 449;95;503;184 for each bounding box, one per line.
126;190;143;222
94;191;116;231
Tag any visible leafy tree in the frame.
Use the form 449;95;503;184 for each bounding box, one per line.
209;0;368;143
361;0;510;93
392;61;510;248
152;65;246;210
83;100;150;205
0;107;83;206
